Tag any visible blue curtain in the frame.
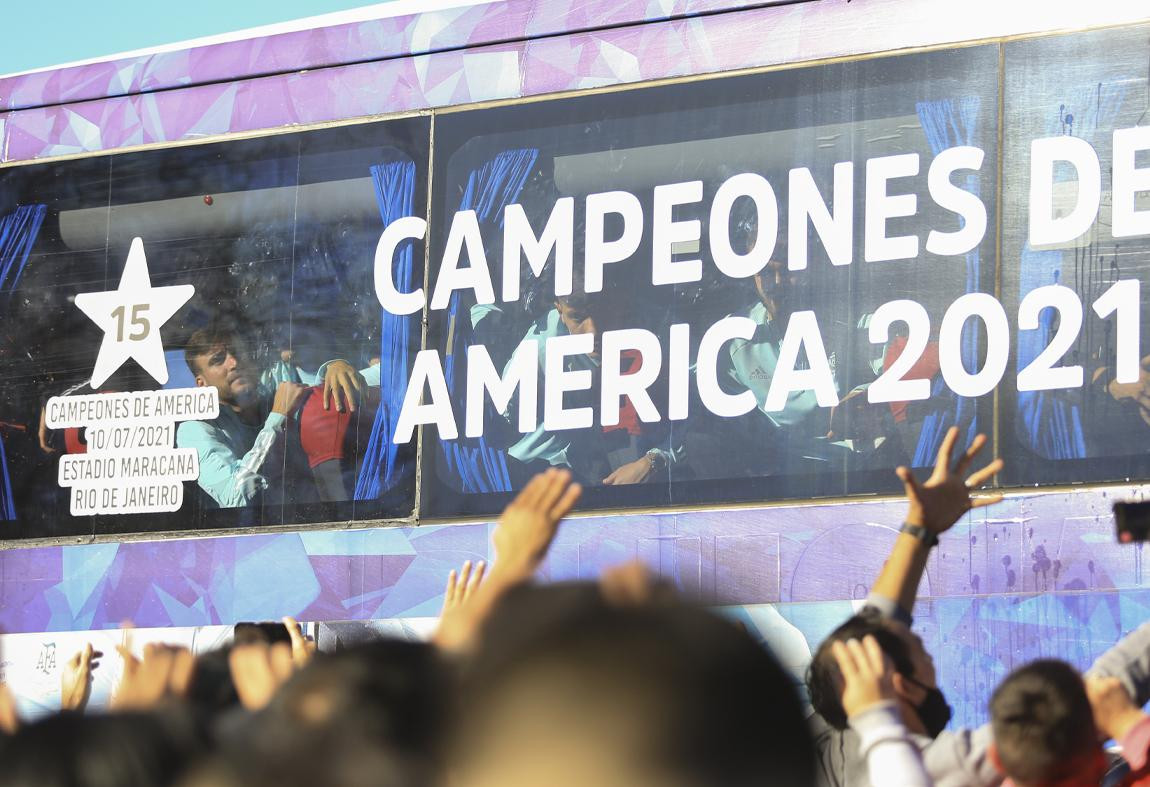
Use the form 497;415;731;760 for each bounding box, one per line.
0;204;48;519
913;98;982;465
1013;83;1127;460
0;204;46;294
354;160;418;500
439;148;539;493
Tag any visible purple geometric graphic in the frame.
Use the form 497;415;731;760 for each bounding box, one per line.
0;0;790;111
3;483;1148;731
3;0;1148;163
1;484;1145;635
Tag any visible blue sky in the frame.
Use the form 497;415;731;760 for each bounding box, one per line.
1;0;397;75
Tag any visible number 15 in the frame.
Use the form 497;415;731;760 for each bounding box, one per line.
111;304;151;342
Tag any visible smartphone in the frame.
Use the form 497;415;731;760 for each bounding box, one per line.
1113;501;1150;543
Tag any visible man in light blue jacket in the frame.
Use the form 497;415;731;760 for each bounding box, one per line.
176;327;375;509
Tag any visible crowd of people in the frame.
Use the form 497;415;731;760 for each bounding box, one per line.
2;427;1150;786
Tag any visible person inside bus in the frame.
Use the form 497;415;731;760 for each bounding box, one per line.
176;326;377;508
497;269;683;487
702;218;917;480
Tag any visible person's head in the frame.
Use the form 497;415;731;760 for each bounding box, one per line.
184;328;259;408
726;195;800;320
808;611;949;737
259;639;448;769
183;730;426;787
218;640;447;787
183;647;240;719
453;582;815;787
988;660;1104;787
0;709;205;787
554;270;621;360
752;258;808;321
233;622;291;647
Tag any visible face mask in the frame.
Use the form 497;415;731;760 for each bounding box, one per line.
907;677;952;738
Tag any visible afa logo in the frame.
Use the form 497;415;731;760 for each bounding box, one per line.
36;642;57;675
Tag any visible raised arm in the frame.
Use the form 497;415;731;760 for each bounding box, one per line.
869;426;1003;621
435;469;582;653
1087;621;1150;708
177;383;309;508
60;643;102;713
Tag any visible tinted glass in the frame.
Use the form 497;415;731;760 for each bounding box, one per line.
421;45;1000;516
0;119;428;538
999;25;1150;487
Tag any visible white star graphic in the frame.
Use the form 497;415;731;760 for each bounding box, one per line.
75;237;195;388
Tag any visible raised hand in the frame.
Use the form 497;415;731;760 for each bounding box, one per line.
434;471;581;653
0;682;17;734
111;642;195;711
493;468;582;577
436;560;488;651
896;426;1003;535
61;642;103;712
598;560;672;607
832;635;898;720
0;640;18;733
282;616;316;669
271;381;310;417
442;560;487;617
229;641;295;711
322;360;368;413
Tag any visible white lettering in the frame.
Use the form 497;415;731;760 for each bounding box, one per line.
697;316;757;417
585;190;643;293
430;210;495;310
710;173;778;279
503;199;575;301
926;146;987;256
789;162;853;270
652;180;703;286
601;329;663;426
394;350;457;442
374;216;427;316
1113;126;1150;239
465;341;539;437
865;153;920;262
764;311;838;411
1029;135;1101;247
543;334;596;431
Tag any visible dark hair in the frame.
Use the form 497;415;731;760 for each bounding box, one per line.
216;640;447;787
807;611;917;730
554;266;598;311
233;621;291;647
196;729;429;787
0;709;205;787
183;647;240;719
458;581;816;787
258;639;448;766
184;327;239;377
989;659;1096;784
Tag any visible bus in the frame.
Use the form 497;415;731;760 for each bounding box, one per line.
0;0;1148;725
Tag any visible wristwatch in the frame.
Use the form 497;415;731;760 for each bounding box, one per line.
900;522;939;548
644;448;669;472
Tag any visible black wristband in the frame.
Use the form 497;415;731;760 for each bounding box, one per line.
900;522;939;548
